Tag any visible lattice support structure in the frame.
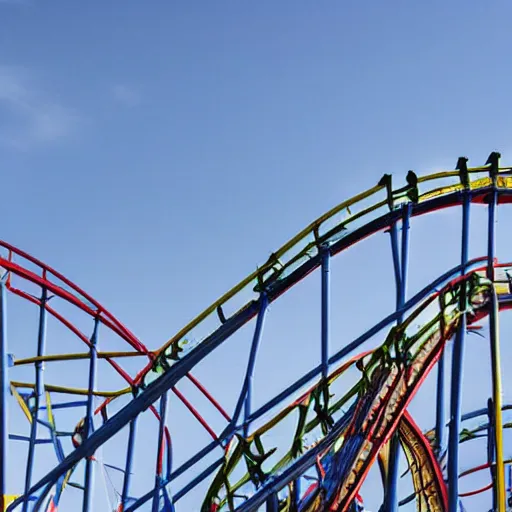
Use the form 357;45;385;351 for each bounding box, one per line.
1;153;512;511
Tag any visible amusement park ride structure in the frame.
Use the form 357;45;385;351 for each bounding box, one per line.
1;153;512;511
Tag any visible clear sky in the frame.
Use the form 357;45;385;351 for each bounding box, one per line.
2;1;512;511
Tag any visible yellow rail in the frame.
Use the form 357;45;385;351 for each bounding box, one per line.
13;351;148;365
11;381;131;398
491;285;506;511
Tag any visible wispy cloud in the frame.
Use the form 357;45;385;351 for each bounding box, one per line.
111;84;141;107
0;66;78;149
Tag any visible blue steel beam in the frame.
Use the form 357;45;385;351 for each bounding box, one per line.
489;157;499;511
435;346;446;455
22;288;48;512
82;317;99;512
509;466;512;500
447;171;470;512
385;201;411;512
434;149;470;463
321;246;330;379
399;203;411;311
48;401;88;410
229;292;267;438
152;392;168;512
487;398;496;510
462;404;512;422
266;493;279;512
121;419;138;509
382;174;401;512
9;436;53;444
385;219;401;512
0;279;8;510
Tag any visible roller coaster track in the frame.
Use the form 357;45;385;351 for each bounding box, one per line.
4;152;512;511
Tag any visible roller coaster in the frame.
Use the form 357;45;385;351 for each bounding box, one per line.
1;152;512;511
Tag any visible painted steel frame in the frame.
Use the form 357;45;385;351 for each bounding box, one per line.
4;159;512;511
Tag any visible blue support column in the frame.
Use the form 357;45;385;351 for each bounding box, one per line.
384;201;411;512
436;156;471;462
152;392;168;512
434;159;460;456
121;419;138;509
383;174;400;512
399;202;411;313
487;152;499;281
243;387;252;439
82;317;100;512
292;478;301;508
488;188;498;512
321;246;330;379
487;399;496;511
435;348;445;455
230;293;268;437
22;288;48;512
266;492;279;512
244;293;267;437
0;279;8;510
389;222;402;310
447;158;471;512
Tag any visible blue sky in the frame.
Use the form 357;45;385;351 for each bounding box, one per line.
2;1;512;511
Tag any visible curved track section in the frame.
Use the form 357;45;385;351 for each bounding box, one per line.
3;152;512;511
